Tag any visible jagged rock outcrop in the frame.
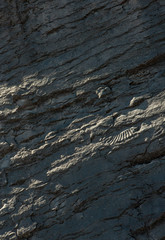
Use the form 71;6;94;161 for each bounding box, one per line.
0;0;165;239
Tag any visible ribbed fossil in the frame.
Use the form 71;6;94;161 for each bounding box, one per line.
108;127;138;145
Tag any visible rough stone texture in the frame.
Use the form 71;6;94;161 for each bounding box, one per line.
0;0;165;239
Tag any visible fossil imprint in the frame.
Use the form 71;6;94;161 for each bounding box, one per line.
107;127;139;146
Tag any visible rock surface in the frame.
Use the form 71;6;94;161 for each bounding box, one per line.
0;0;165;239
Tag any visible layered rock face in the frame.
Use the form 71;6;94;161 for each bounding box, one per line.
0;0;165;239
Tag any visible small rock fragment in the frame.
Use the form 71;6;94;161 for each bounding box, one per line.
96;86;111;98
129;96;145;107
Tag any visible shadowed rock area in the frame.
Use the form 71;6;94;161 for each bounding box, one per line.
0;0;165;239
